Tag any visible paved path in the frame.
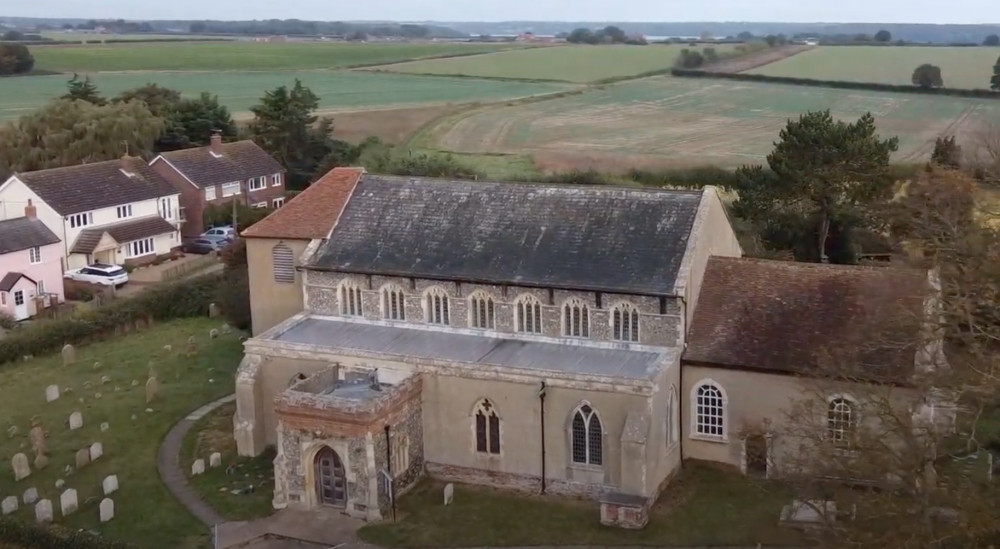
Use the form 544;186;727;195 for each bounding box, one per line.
156;393;236;527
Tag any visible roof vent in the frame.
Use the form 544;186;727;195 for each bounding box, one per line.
119;168;136;178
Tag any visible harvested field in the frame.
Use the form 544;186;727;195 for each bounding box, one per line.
702;45;815;73
327;104;471;144
746;46;1000;90
419;76;1000;170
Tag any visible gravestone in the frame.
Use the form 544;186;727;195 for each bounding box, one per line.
29;426;46;455
22;487;38;504
75;448;90;469
55;479;65;489
1;496;17;515
45;385;60;402
102;474;119;495
60;488;78;516
6;425;16;438
90;442;103;461
34;499;52;523
145;377;159;404
443;483;454;505
191;459;205;476
208;303;220;318
61;344;75;366
209;452;222;468
11;453;30;481
221;323;231;334
186;336;197;355
99;498;114;522
92;361;101;370
209;328;219;339
100;375;111;385
100;422;109;432
780;499;836;529
33;454;49;471
68;411;83;430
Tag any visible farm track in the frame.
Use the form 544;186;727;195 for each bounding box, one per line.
899;103;976;163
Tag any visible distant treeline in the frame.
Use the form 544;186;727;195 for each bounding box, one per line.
1;38;232;46
185;20;466;39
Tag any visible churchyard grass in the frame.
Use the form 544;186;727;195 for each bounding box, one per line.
358;463;802;547
179;402;275;521
0;318;244;549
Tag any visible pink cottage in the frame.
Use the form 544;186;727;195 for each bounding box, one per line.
0;201;64;320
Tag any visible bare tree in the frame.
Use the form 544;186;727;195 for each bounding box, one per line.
967;122;1000;185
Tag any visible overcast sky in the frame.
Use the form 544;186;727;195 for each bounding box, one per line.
3;0;995;24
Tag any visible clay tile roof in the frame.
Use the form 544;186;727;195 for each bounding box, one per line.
242;167;365;240
684;257;929;379
0;217;59;255
70;216;177;254
0;272;34;292
156;141;284;188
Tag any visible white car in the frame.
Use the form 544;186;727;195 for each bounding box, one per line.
202;226;236;242
64;264;129;287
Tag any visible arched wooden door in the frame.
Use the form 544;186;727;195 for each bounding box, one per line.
314;447;346;506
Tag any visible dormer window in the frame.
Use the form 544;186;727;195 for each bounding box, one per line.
116;204;133;219
68;212;93;229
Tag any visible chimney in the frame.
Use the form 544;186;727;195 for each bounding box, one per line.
24;199;36;220
210;130;223;155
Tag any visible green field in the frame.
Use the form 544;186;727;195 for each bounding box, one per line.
747;46;1000;90
0;70;574;120
29;41;525;72
376;44;734;83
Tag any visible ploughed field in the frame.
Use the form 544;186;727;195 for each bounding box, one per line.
745;46;1000;90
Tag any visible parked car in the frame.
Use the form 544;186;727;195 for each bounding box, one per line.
64;263;129;287
182;237;225;255
202;226;236;242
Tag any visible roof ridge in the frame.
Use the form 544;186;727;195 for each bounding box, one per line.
364;173;705;196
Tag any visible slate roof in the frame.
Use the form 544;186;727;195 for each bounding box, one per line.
15;158;177;216
0;272;34;292
0;217;60;255
156;141;284;189
684;257;929;379
243;167;364;240
70;216;177;254
308;175;704;295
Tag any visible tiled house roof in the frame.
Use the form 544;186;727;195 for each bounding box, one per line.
684;257;929;378
308;174;703;295
15;158;176;216
0;217;60;255
156;141;284;188
242;167;364;240
70;216;177;254
0;272;34;292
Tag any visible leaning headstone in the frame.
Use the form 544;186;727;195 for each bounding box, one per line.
209;452;222;468
102;474;119;495
61;344;75;366
208;303;221;318
45;385;60;402
191;459;205;476
60;488;78;516
186;336;197;356
68;411;83;430
33;454;48;471
29;426;46;455
443;483;454;505
11;453;30;481
145;377;159;403
99;498;114;522
22;487;38;504
75;448;90;469
90;442;103;461
34;499;52;523
100;422;109;432
1;496;17;515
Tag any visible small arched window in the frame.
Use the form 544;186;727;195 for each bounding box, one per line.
474;399;500;454
272;242;294;284
563;298;590;338
827;398;856;447
515;294;543;334
339;279;363;316
381;284;406;320
469;292;495;329
424;286;450;325
694;382;725;438
612;302;640;342
666;385;679;447
571;404;602;465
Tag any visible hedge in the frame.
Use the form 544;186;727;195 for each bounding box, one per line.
0;274;222;366
670;69;1000;99
0;517;136;549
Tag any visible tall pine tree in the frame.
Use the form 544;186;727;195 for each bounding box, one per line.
62;74;106;105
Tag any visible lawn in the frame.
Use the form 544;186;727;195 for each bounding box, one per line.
0;318;244;548
375;44;735;83
359;464;801;547
746;46;1000;90
29;42;526;72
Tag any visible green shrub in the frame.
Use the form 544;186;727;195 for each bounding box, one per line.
0;516;136;548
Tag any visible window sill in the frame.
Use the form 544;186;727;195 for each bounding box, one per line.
568;462;603;472
689;433;728;444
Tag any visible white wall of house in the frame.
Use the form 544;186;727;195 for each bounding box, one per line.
0;177;70;267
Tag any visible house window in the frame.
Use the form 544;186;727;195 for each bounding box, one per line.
666;385;679;447
612;302;640;342
571;404;602;465
252;202;268;209
392;434;409;473
221;182;241;197
338;280;364;316
424;287;450;325
28;246;41;264
381;284;406;320
474;399;500;455
272;197;285;208
125;238;155;258
36;279;45;295
695;382;726;439
515;294;542;334
68;212;93;229
828;398;856;447
205;186;217;201
272;173;282;186
248;177;266;191
563;298;589;337
161;198;173;220
272;243;294;284
469;292;495;329
0;292;5;306
116;204;133;219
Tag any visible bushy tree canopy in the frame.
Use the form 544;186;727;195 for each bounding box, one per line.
984;34;1000;46
874;29;892;42
912;63;944;88
0;43;34;75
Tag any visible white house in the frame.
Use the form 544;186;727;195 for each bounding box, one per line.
0;157;182;270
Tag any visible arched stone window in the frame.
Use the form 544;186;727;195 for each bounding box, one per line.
693;380;726;439
571;403;602;465
424;286;450;325
562;298;590;338
381;284;406;320
612;302;640;342
469;292;495;329
827;397;856;447
474;399;500;454
392;433;409;472
338;279;363;316
515;294;543;334
272;242;294;284
666;385;679;447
